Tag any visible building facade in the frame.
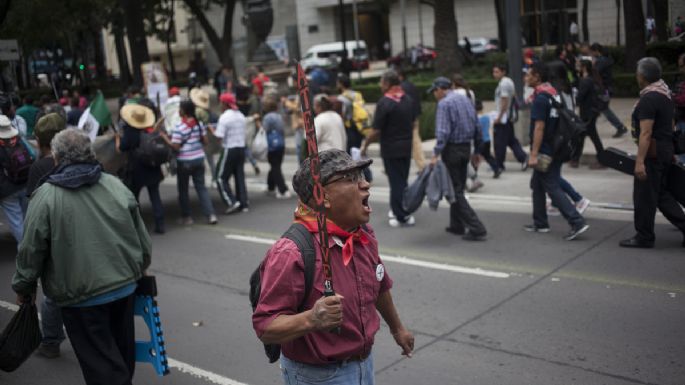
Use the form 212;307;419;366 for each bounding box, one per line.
294;0;685;59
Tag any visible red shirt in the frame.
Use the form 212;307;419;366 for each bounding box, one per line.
252;225;393;365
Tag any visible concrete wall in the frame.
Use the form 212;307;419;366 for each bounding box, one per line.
295;0;338;56
585;0;625;45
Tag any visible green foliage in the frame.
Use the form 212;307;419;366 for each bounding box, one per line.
418;102;436;141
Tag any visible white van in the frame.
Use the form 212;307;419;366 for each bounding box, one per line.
301;41;369;71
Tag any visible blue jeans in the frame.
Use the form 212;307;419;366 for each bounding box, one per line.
559;177;582;203
0;190;26;245
41;297;66;346
531;160;585;229
600;104;626;131
280;354;374;385
177;158;215;218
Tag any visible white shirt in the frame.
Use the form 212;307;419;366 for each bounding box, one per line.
495;76;515;123
11;115;27;137
215;108;246;149
314;110;347;152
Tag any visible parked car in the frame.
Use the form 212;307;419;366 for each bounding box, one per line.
301;41;370;71
459;37;500;56
386;46;437;68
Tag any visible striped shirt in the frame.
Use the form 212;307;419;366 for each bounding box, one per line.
172;117;206;161
434;90;480;155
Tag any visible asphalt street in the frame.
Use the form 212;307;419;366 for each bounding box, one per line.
0;154;683;385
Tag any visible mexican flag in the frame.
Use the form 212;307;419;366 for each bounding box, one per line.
78;91;112;142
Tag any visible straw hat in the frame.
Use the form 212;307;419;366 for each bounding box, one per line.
120;104;155;129
0;115;18;139
190;88;210;110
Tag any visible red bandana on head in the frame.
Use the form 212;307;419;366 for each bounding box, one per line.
294;202;368;266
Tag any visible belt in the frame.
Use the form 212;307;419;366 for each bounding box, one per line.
340;350;370;364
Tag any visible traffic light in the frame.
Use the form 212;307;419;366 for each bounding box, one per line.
79;64;85;71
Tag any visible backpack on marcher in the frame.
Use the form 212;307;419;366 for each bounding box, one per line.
508;95;521;124
249;223;316;363
0;136;35;185
136;130;172;167
541;93;587;163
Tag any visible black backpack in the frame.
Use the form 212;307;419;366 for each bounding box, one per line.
135;130;172;168
249;223;316;363
541;93;587;163
0;137;34;185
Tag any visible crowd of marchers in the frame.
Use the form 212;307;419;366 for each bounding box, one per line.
0;45;684;385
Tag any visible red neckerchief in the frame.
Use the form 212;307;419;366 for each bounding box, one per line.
384;85;405;103
526;82;558;104
294;202;368;266
181;117;197;128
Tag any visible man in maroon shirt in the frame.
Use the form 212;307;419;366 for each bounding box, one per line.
252;149;414;384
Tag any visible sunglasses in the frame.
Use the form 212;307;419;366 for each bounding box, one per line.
324;169;366;186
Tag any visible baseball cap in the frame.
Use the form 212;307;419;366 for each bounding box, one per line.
219;92;237;109
169;87;180;96
292;149;372;204
426;76;452;94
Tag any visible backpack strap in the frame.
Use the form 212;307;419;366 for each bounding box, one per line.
282;223;316;312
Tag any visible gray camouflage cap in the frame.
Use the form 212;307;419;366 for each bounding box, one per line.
292;149;372;204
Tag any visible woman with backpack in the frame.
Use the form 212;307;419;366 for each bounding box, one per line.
260;98;291;199
573;59;606;169
160;100;218;225
116;102;166;234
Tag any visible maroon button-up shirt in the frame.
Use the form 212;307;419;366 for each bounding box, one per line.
252;225;393;365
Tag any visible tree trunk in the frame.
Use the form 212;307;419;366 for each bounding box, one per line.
623;0;645;71
90;23;107;82
183;0;236;70
582;0;589;42
113;22;131;87
123;0;150;86
653;0;668;41
615;0;621;46
0;0;12;26
494;0;506;51
433;0;460;76
166;0;177;81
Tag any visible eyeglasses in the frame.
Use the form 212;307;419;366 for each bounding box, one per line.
324;169;366;186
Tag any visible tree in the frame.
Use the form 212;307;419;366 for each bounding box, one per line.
623;0;646;71
123;0;151;86
653;0;668;41
433;0;460;76
581;0;589;42
615;0;621;46
183;0;237;70
494;0;506;51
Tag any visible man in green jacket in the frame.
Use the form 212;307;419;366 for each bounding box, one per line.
13;128;151;385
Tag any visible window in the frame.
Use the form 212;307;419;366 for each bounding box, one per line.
308;25;319;33
520;0;578;46
187;17;203;44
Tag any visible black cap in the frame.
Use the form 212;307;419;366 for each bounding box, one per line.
292;149;372;204
426;76;452;94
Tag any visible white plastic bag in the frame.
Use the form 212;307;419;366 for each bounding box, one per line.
251;127;268;161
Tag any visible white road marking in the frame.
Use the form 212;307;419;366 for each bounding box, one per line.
0;299;250;385
167;358;249;385
224;234;510;279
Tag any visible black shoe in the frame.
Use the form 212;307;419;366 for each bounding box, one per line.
462;231;487;241
564;224;590;240
154;221;165;234
619;236;654;248
493;169;502;179
523;224;551;233
612;127;628;138
36;343;60;359
445;226;465;235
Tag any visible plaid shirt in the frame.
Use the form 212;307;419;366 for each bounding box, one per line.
434;90;481;156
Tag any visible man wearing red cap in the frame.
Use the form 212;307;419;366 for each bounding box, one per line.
209;93;249;213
